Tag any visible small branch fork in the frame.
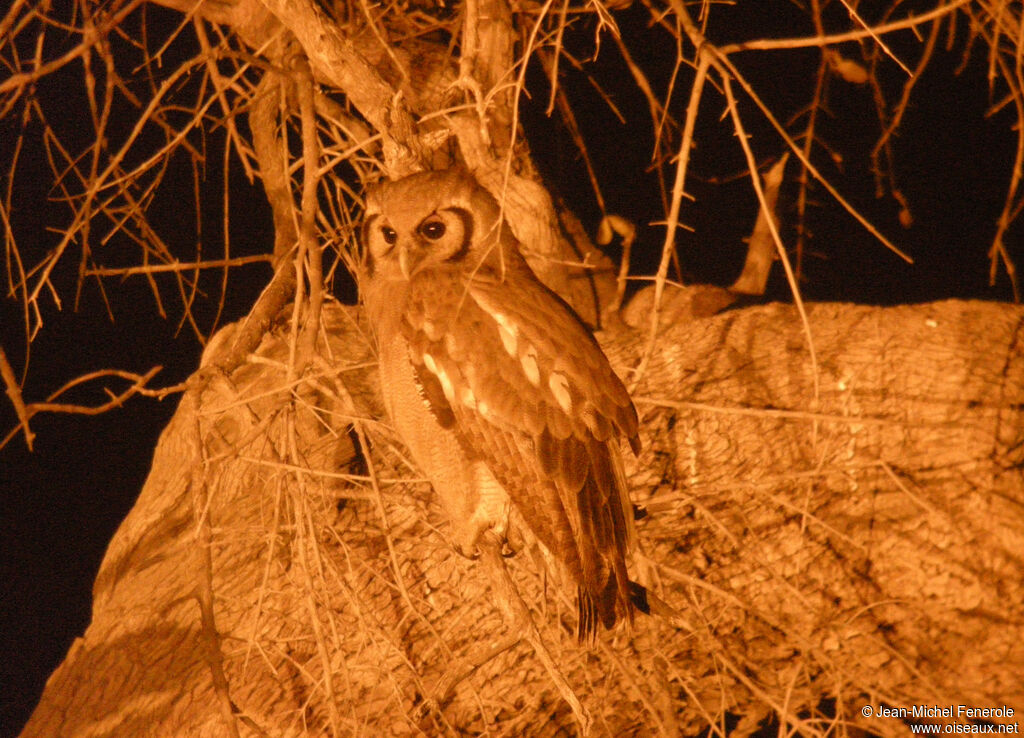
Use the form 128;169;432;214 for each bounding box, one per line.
0;357;166;452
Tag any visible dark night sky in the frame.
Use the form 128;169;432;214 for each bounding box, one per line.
1;3;1020;735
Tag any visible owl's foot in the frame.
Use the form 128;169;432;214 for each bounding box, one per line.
451;536;517;559
453;524;521;560
451;509;514;560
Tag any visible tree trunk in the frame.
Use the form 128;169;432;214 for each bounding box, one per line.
22;294;1024;737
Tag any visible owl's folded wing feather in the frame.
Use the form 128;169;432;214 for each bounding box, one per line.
401;262;641;636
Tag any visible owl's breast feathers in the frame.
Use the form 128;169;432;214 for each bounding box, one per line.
400;257;645;640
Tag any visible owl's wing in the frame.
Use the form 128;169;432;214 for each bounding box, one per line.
401;262;641;637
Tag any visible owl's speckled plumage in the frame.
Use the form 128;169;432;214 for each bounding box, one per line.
360;168;644;639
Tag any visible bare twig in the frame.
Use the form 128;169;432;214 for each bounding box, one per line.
722;73;820;405
719;0;972;54
0;366;165;452
0;346;33;450
84;255;273;276
630;53;708;390
731;153;788;296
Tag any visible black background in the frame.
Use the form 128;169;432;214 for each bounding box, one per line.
1;2;1019;735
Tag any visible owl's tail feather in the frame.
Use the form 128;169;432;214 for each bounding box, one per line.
578;591;600;644
576;578;651;643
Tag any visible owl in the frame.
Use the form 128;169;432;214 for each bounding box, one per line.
360;168;646;640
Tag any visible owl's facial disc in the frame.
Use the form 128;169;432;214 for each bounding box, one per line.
362;199;474;281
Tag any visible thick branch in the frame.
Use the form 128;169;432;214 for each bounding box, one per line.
255;0;427;172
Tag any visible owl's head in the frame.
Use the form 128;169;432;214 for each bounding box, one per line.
361;169;511;282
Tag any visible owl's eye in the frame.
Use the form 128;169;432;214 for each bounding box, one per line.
381;226;398;245
419;219;446;240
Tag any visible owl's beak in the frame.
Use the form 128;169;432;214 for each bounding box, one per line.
398;245;414;280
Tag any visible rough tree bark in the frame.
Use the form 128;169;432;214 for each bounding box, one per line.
22;293;1024;737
